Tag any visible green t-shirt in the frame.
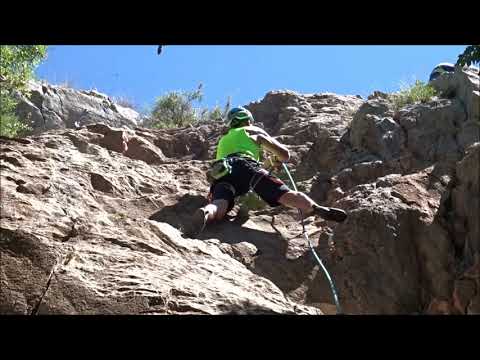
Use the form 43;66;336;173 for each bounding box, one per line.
216;127;261;161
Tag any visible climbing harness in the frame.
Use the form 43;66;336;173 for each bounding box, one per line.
282;163;343;315
207;158;232;181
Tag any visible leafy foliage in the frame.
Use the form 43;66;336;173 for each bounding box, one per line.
456;45;480;67
1;45;47;92
0;95;31;137
0;45;47;137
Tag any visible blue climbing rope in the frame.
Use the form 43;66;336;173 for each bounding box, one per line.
282;163;343;315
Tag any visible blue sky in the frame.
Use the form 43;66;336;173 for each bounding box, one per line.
35;45;467;113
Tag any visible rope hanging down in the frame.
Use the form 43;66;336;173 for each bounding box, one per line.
282;163;343;315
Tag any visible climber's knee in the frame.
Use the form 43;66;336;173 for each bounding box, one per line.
212;199;229;220
278;190;315;211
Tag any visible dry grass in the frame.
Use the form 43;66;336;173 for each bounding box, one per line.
390;80;438;111
113;96;138;110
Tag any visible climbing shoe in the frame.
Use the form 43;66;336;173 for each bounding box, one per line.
183;208;209;238
312;205;347;223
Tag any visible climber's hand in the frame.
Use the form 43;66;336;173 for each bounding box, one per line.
264;156;283;171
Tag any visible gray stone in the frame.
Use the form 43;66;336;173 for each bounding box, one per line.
15;80;140;135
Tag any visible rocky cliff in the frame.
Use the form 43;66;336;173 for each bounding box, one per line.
1;67;478;314
15;81;140;135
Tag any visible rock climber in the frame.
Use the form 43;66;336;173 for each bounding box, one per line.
183;106;347;237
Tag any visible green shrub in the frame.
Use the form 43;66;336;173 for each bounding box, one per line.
0;45;47;137
0;90;32;138
150;84;231;129
0;96;30;137
390;80;438;111
457;45;480;67
151;88;202;128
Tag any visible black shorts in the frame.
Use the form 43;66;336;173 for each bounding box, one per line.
208;156;291;213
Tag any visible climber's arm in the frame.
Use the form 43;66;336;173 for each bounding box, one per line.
257;134;290;162
245;126;290;162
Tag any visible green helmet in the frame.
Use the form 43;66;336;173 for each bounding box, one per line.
226;106;254;127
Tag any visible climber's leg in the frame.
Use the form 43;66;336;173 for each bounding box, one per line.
278;191;347;222
203;199;229;221
183;182;235;237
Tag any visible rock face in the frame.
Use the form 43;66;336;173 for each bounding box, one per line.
430;66;480;124
15;81;140;135
247;91;363;175
0;128;318;315
450;143;480;314
1;71;479;315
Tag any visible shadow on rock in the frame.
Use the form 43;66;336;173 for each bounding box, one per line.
148;193;208;230
198;216;319;296
149;195;327;306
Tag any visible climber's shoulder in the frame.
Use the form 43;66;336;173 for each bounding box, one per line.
244;125;270;137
